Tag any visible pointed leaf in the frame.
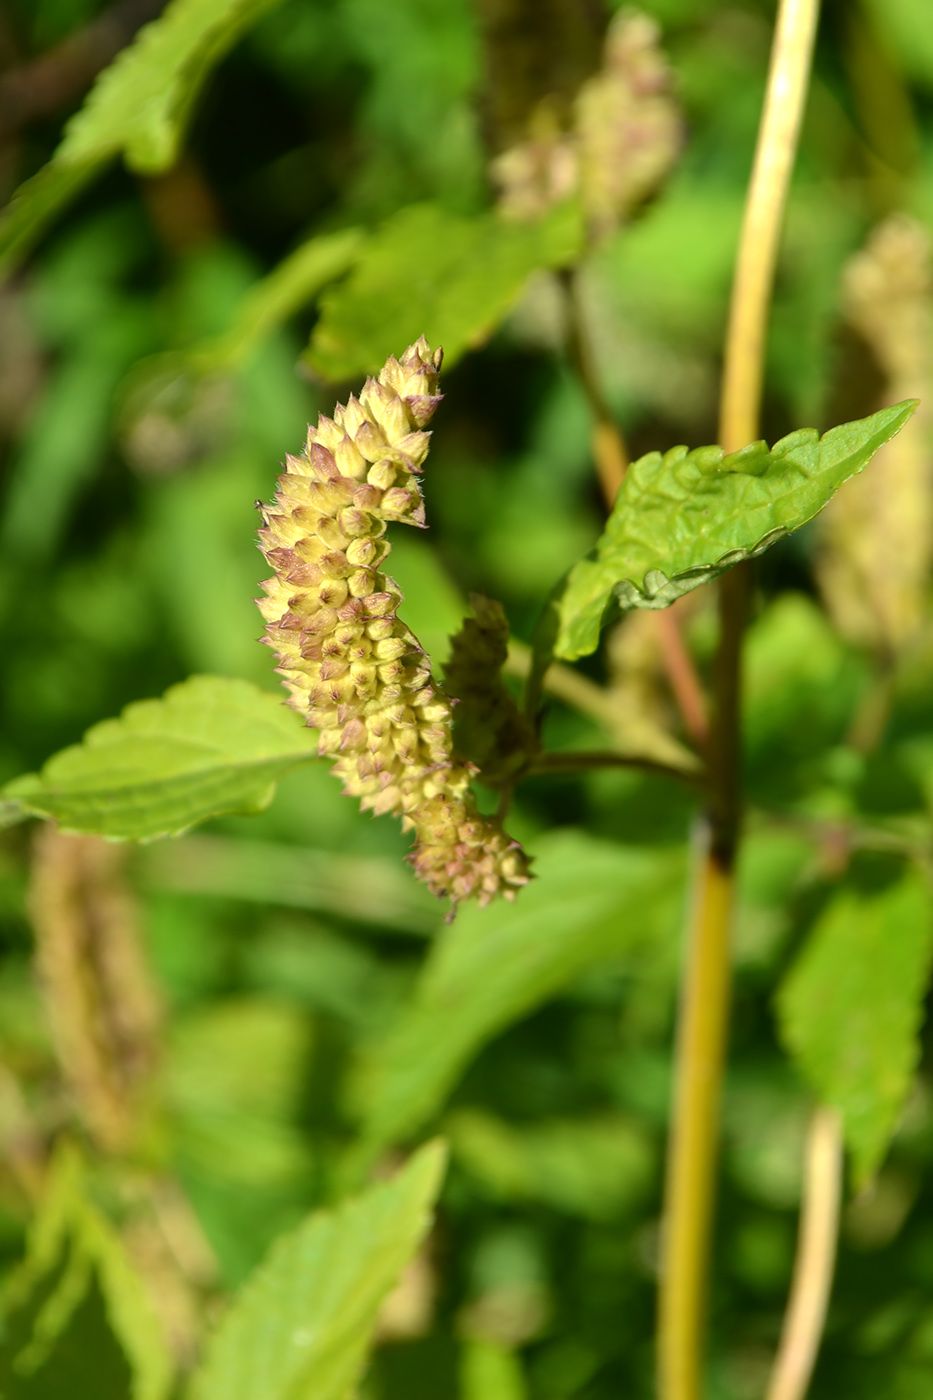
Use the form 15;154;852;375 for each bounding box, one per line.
189;1140;447;1400
553;401;918;662
0;1145;171;1400
351;831;684;1151
305;200;584;381
3;676;318;840
0;0;285;275
777;869;933;1184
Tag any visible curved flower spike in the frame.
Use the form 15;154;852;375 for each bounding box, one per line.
256;337;530;908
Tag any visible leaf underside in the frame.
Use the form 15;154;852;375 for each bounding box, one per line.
2;675;318;841
554;400;918;662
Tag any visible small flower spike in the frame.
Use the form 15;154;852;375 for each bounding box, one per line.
257;337;530;908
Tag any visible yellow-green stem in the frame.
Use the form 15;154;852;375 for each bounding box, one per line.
657;1;821;1397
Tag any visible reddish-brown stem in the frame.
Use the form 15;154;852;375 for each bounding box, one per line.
654;608;709;749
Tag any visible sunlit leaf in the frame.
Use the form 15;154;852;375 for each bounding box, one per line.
305;200;583;381
0;0;285;274
552;401;917;662
3;676;318;840
350;831;684;1151
0;1145;171;1400
777;869;933;1184
189;1140;447;1400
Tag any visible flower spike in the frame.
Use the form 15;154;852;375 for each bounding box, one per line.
257;338;530;907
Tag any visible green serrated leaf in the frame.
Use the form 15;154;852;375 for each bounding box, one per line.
0;1145;171;1400
552;401;918;662
350;831;683;1152
3;676;318;841
305;200;584;381
777;870;933;1185
0;0;285;275
188;1140;447;1400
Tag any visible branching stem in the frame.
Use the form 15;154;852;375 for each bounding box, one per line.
765;1107;843;1400
658;2;821;1397
528;749;701;787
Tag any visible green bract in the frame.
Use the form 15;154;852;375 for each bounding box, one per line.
553;400;918;662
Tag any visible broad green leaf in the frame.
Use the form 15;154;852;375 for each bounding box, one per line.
446;1109;654;1219
460;1339;528;1400
777;870;933;1184
350;831;684;1151
3;676;318;840
188;1140;447;1400
0;1145;171;1400
306;200;584;381
553;401;917;662
0;0;284;275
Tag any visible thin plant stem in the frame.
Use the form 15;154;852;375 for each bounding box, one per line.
528;749;701;787
765;1107;843;1400
655;608;710;749
505;638;701;772
657;1;821;1397
718;0;821;455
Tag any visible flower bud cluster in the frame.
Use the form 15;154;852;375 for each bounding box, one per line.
257;337;529;906
491;10;682;241
444;594;537;786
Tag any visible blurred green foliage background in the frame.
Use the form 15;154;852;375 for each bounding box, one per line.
3;0;933;1396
